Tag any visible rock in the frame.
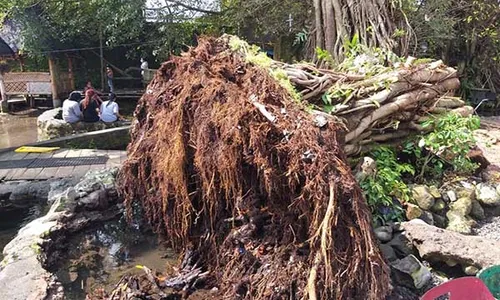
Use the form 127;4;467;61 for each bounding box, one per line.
476;183;500;206
354;157;377;182
391;255;432;290
446;211;473;234
37;108;130;141
386;286;419;300
0;181;19;200
467;146;490;172
470;200;486;220
380;244;398;262
400;221;500;270
428;186;441;199
456;184;476;201
432;213;447;228
445;259;458;267
418;211;434;226
412;185;435;210
374;226;393;242
464;265;480;276
446;190;457;202
9;181;51;205
450;197;472;216
482;165;500;183
431;199;446;212
79;189;108;210
405;203;423;220
388;232;415;258
390;222;404;233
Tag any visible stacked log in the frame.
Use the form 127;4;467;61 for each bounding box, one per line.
280;60;470;155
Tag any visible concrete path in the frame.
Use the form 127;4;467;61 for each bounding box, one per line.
0;149;126;181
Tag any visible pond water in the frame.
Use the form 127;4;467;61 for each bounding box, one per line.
0;205;47;260
54;215;177;300
0;110;39;149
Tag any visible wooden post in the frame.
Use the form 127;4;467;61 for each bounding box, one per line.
66;54;75;91
18;55;25;72
99;26;105;91
48;56;61;107
0;72;8;113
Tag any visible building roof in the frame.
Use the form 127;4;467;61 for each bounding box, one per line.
0;19;23;55
0;37;15;57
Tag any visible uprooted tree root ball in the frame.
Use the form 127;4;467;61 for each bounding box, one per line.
117;36;389;299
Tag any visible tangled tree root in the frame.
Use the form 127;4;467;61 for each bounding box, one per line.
117;36;389;299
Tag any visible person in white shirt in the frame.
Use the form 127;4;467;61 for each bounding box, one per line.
100;93;122;123
140;58;148;77
62;91;82;123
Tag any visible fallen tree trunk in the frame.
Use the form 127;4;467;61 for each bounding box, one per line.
117;36;389;299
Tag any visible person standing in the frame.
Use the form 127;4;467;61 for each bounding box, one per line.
106;65;114;93
100;92;122;123
140;58;149;87
140;58;148;78
80;89;100;122
62;91;82;123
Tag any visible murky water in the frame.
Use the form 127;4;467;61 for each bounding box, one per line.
0;111;39;149
55;216;177;300
0;205;46;260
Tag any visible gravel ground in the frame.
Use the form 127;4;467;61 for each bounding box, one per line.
474;215;500;241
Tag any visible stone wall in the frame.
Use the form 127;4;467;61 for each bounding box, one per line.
37;108;130;141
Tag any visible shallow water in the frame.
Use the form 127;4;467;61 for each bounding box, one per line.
0;205;46;260
0;111;39;149
56;216;178;300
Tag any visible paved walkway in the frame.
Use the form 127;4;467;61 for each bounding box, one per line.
0;149;126;181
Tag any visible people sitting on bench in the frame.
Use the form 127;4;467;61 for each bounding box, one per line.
100;93;123;123
81;89;100;123
62;91;82;123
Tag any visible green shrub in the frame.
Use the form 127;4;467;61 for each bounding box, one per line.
403;113;480;182
359;146;414;225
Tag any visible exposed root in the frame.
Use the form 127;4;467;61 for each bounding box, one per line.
117;36;389;299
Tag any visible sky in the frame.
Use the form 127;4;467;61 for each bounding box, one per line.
145;0;219;21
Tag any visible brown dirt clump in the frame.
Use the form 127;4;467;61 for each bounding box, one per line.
117;36;389;299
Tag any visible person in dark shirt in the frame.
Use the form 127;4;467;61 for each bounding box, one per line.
106;65;114;93
80;89;100;122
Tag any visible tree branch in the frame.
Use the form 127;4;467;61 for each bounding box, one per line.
154;1;220;15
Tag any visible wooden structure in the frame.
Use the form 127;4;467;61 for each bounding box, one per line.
3;72;52;108
0;148;126;181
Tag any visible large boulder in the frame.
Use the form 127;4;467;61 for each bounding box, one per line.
0;178;78;212
476;183;500;206
401;221;500;270
411;185;435;210
37;108;130;141
0;168;120;300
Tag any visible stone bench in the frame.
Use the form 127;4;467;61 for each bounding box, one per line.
37;108;131;141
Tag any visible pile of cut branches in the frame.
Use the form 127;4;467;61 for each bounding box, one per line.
280;56;469;155
116;36;389;299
